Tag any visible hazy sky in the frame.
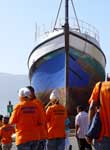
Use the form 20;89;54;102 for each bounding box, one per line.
0;0;109;75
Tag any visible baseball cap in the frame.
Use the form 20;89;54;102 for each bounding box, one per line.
50;89;60;100
18;87;32;98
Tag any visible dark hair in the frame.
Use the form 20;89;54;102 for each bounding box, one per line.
26;86;35;93
3;116;9;124
77;105;84;111
26;86;36;99
0;115;3;121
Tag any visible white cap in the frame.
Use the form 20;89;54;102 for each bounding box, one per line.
49;89;60;100
107;73;110;81
18;87;31;98
107;73;110;78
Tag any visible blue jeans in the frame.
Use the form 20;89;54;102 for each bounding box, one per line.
17;140;39;150
94;137;110;150
47;138;65;150
38;140;46;150
2;143;12;150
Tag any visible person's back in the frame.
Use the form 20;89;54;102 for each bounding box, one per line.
46;89;67;150
26;86;48;150
33;99;47;139
46;103;67;139
9;87;43;150
75;105;92;150
87;74;110;150
0;116;15;150
75;110;88;139
33;99;47;150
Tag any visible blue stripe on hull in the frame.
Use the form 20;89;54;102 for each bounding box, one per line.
31;50;65;92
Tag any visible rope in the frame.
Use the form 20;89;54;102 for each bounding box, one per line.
53;0;63;31
70;0;81;33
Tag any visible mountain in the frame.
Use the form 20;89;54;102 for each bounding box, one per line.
0;73;29;115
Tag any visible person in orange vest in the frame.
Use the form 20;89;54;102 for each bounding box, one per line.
46;89;67;150
86;73;110;150
0;116;15;150
9;87;43;150
26;86;48;150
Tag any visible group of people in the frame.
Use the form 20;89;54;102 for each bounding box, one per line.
0;86;69;150
0;73;110;150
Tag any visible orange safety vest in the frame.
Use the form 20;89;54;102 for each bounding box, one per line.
46;103;67;139
9;99;42;145
89;81;110;140
0;124;15;144
33;99;48;139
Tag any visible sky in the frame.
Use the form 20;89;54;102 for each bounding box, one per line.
0;0;110;75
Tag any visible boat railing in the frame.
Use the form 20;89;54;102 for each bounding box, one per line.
35;18;100;43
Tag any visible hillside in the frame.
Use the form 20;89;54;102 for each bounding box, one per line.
0;73;29;115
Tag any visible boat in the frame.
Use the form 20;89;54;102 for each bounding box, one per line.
27;0;106;122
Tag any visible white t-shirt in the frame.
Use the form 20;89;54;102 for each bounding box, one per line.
75;111;88;139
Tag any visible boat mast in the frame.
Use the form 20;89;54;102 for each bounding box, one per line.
64;0;69;106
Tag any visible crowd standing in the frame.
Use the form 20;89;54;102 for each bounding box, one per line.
0;87;69;150
0;73;109;150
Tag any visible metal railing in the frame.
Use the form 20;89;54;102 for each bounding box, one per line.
35;18;99;43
